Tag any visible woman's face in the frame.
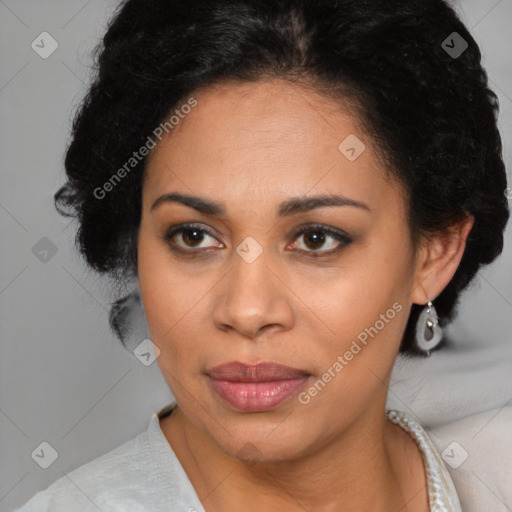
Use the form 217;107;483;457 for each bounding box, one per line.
137;79;419;461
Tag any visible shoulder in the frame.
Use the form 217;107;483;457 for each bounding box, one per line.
13;429;158;512
427;405;512;512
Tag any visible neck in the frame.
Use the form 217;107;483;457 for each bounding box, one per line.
160;395;428;512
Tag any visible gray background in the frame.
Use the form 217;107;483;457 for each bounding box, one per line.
1;0;511;510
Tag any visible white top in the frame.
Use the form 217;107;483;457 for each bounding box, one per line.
14;402;462;511
386;410;462;511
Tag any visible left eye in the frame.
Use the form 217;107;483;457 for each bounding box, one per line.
163;223;352;256
289;225;352;256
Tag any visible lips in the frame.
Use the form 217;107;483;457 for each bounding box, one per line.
208;361;311;381
207;361;311;412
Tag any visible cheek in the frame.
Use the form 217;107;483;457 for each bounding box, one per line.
137;230;182;342
311;239;411;337
293;276;409;423
296;235;413;392
137;231;214;374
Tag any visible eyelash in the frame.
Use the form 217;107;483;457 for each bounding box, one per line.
163;223;352;258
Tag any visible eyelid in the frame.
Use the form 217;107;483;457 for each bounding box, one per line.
288;224;352;257
163;223;222;249
291;223;352;244
162;222;353;256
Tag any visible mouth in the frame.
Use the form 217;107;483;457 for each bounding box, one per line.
206;361;311;412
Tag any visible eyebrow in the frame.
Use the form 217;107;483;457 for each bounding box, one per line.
150;192;370;218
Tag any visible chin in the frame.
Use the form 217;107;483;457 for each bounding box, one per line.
211;425;311;465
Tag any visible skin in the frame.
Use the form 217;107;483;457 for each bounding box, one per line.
136;78;474;511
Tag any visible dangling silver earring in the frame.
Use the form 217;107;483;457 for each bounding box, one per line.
415;301;443;356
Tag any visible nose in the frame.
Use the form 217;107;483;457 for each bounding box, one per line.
211;249;295;340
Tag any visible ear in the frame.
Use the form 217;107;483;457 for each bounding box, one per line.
410;215;474;305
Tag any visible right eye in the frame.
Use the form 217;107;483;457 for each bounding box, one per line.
163;223;224;253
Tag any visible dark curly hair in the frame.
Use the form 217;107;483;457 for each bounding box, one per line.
56;0;509;355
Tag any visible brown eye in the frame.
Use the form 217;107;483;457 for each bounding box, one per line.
180;227;207;247
302;230;326;250
163;224;222;252
162;223;352;258
291;225;352;257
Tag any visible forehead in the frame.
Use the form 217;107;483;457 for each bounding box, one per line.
143;79;403;216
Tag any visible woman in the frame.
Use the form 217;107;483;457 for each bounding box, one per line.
14;0;509;510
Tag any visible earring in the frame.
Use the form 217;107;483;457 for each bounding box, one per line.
415;301;443;356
